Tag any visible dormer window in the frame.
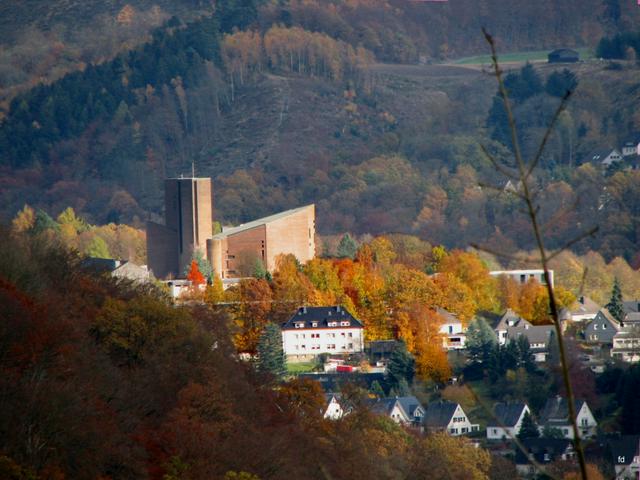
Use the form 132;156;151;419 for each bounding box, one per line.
311;322;318;327
340;321;350;326
328;321;338;327
295;322;305;329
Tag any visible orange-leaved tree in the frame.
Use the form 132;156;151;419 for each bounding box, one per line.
186;260;205;287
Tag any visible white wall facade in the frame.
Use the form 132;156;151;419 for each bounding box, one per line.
324;396;344;420
282;327;364;357
446;405;476;436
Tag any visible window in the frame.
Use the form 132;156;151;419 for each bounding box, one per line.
493;429;498;435
311;322;318;327
340;321;350;326
593;324;598;330
328;322;338;327
341;332;346;337
295;323;304;329
348;343;353;349
602;323;607;329
348;332;353;338
461;427;468;433
450;428;457;434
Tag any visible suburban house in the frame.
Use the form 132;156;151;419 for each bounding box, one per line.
281;306;364;361
611;326;640;363
368;397;411;425
548;48;579;63
623;300;640;315
515;438;575;477
424;401;479;436
495;309;526;346
367;396;425;427
584;309;621;345
539;396;597;439
487;403;531;440
437;308;466;350
495;310;554;361
588;148;623;168
622;138;640;157
568;296;601;322
609;435;640;480
396;396;426;426
623;312;640;328
490;269;554;288
323;393;350;420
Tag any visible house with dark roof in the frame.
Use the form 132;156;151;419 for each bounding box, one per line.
539;396;597;439
609;435;640;479
424;401;478;436
368;397;412;425
515;438;575;477
494;309;527;345
395;396;426;426
281;306;364;361
588;148;623;169
584;309;620;345
548;48;579;63
494;310;554;361
487;403;531;440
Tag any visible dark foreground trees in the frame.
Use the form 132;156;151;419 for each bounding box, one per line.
0;229;495;480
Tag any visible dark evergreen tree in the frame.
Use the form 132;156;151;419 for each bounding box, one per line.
545;69;578;98
336;233;358;259
620;365;640;434
32;209;60;235
517;335;536;372
517;411;540;439
606;278;625;323
465;318;497;364
256;323;286;379
387;341;415;389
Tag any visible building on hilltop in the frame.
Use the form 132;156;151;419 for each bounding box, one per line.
281;306;364;361
548;48;579;63
208;204;315;279
147;177;213;279
146;177;316;280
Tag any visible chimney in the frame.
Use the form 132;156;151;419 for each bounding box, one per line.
303;306;307;314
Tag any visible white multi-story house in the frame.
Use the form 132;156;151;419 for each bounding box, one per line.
437;308;466;350
281;306;364;361
487;403;531;440
611;326;640;363
424;401;479;436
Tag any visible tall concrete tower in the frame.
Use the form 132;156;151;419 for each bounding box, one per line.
147;177;213;279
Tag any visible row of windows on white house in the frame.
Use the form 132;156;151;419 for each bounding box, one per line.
293;321;352;328
292;332;355;339
291;343;355;351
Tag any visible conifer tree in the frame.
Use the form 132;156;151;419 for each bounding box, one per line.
336;233;358;259
256;323;286;379
517;411;540;439
465;318;497;364
387;340;415;389
606;277;624;323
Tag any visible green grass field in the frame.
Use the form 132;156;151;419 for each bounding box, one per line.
451;47;594;65
286;361;316;374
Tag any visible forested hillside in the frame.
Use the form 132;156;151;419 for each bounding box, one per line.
2;0;640;262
